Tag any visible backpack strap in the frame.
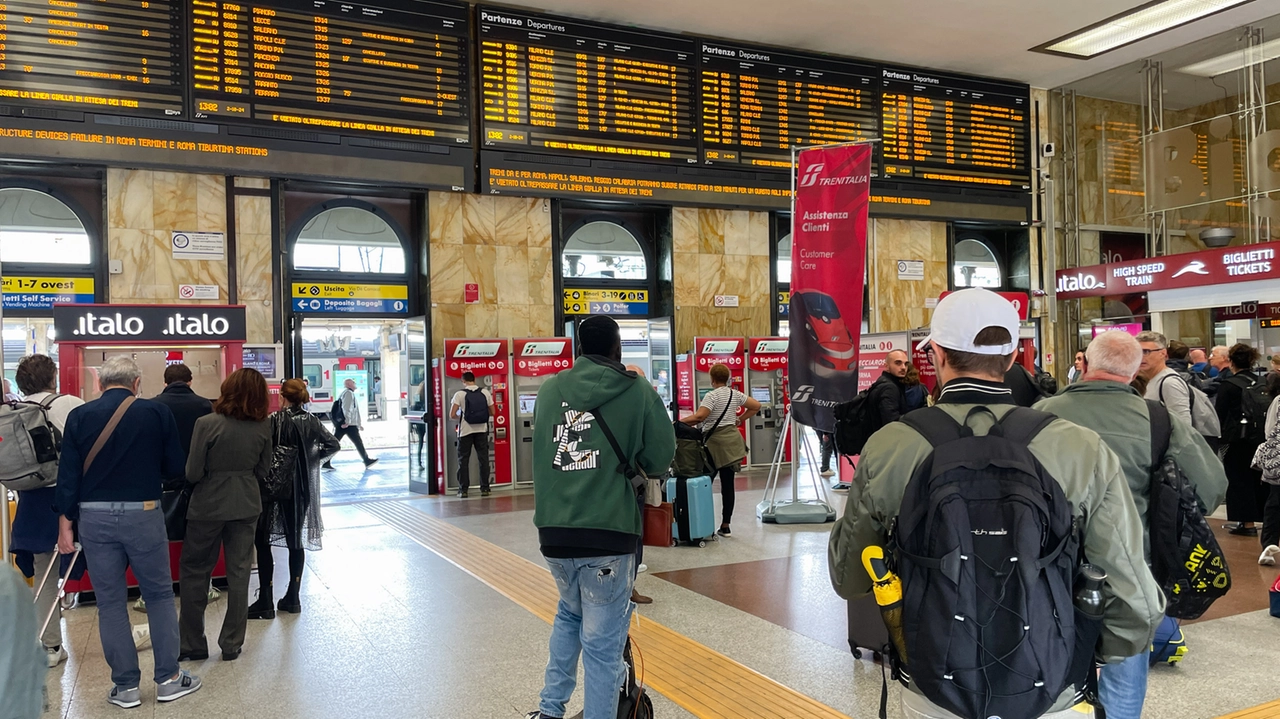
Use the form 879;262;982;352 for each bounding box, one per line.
997;407;1057;446
37;393;63;410
900;406;964;447
1147;400;1172;472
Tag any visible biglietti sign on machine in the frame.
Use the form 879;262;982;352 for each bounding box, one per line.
1055;241;1280;299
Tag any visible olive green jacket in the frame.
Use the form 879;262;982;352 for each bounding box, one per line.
829;401;1164;682
1035;380;1227;559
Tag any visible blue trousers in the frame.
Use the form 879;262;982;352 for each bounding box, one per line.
1098;652;1150;719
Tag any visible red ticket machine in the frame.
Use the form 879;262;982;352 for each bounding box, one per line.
675;353;695;416
437;339;513;493
747;337;791;465
692;337;747;451
511;338;574;485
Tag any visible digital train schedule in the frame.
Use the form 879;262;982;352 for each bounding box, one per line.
478;6;697;163
0;0;184;116
191;0;469;141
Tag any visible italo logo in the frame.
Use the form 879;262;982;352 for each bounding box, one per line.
1172;260;1209;278
520;341;567;357
163;312;230;336
454;342;502;358
72;311;145;337
1055;272;1104;293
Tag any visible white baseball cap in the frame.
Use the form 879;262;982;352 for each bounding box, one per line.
917;288;1020;356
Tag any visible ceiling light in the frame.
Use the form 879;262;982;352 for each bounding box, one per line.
1032;0;1257;59
1178;37;1280;76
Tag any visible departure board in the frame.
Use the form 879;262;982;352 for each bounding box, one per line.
191;0;469;142
0;0;184;116
698;43;877;170
880;66;1030;189
478;6;697;163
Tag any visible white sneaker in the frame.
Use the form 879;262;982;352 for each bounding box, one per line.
637;563;648;574
45;646;67;668
132;624;151;650
820;469;835;478
1260;545;1280;566
207;587;222;603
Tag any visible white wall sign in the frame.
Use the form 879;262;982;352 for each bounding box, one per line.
171;231;225;260
924;297;939;309
178;284;219;300
713;295;739;307
897;260;925;281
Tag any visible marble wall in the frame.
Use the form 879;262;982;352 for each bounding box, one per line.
672;207;771;352
235;185;274;344
427;192;555;356
868;219;949;333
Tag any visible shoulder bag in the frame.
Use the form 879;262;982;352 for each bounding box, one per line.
262;412;300;501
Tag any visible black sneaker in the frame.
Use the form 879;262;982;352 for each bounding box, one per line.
321;462;333;470
717;525;732;536
176;651;208;662
481;489;491;497
364;458;378;467
457;490;468;498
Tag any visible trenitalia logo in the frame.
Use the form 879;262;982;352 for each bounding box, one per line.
799;164;825;187
798;163;866;188
754;340;788;354
791;385;813;403
453;342;502;358
1056;272;1104;293
520;341;567;357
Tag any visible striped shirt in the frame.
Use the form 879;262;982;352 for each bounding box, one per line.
700;387;746;429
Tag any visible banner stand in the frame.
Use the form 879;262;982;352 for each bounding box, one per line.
756;411;836;524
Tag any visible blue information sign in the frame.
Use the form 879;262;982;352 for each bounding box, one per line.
588;301;648;315
292;297;408;314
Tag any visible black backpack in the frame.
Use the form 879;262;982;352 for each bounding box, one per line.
833;384;885;456
1146;401;1230;619
890;407;1094;719
462;388;489;425
616;636;654;719
329;398;345;426
1226;374;1272;444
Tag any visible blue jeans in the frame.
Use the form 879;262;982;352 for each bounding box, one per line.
539;554;635;719
79;507;180;689
1098;652;1149;719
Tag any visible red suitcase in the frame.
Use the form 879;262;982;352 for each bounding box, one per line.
643;503;675;547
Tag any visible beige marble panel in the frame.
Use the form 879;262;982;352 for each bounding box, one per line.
747;211;770;257
723;307;768;339
527;247;554;306
697;254;725;305
108;228;153;301
237;233;273;300
433;304;465;355
429;191;464;245
926;261;948;298
673;252;700;305
108;169;154;230
526;198;552;249
463;194;498;245
673;207;700;255
528;307;556;338
720;255;750;304
234;177;270;189
236;195;272;238
747;256;771;306
698;208;725;255
675;307;701;351
463;245;498;303
465;303;499;337
430;244;464;305
151;172;199;232
495;246;530;306
723;210;751;256
195;175;227;233
879;308;912;333
494;196;533;246
497;304;531;338
244;301;273;345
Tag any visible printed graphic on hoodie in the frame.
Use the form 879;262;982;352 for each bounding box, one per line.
552;403;600;472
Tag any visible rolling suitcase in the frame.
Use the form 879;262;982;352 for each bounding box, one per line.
847;593;890;660
666;475;716;547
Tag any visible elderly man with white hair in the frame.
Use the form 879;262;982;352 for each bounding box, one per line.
1035;330;1226;719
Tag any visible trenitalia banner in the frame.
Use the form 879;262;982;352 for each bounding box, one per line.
788;142;872;432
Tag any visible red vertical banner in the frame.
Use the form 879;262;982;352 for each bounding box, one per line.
787;143;872;432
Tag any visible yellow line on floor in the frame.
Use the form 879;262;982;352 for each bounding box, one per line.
357;500;852;719
1219;700;1280;719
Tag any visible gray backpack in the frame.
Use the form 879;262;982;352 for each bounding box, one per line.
1158;374;1221;439
0;395;64;491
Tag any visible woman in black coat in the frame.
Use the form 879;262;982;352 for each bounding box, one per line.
1216;343;1268;535
248;378;340;618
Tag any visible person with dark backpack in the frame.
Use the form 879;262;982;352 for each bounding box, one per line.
448;371;494;497
1035;330;1226;719
829;289;1162;719
1217;343;1270;536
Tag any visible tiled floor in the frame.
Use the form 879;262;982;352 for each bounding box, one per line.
32;454;1280;719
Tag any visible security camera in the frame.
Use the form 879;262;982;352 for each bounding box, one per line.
1042;143;1056;158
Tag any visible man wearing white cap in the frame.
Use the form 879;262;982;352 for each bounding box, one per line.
829;288;1162;719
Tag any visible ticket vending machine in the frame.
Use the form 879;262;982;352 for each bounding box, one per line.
692;337;747;448
437;339;513;493
675;352;695;416
511;337;574;485
746;337;791;466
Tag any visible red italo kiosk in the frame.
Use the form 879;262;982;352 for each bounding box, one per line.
434;338;513;494
511;338;574;485
51;303;246;594
746;337;791;466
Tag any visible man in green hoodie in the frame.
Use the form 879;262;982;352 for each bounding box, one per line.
527;316;675;719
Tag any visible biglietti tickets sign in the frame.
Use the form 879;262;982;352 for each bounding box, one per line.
1055;241;1280;300
53;305;247;342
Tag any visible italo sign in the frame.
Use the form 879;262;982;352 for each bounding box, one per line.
1055;241;1280;300
53;305;247;343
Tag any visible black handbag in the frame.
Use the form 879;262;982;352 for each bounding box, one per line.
262;414;298;501
161;487;190;541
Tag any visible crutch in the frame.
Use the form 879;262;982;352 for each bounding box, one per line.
34;543;80;640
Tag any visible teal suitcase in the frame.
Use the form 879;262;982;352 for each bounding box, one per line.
666;476;716;547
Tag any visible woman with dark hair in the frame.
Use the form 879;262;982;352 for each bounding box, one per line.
178;368;273;662
1217;343;1268;536
248;378;339;619
903;364;927;411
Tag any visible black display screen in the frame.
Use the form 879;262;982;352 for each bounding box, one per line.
698;41;878;171
191;0;469;142
0;0;185;116
879;65;1031;190
477;5;697;163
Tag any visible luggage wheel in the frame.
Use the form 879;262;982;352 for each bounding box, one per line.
698;540;707;548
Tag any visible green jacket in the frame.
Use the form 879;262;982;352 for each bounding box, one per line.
0;565;44;718
1035;380;1227;559
533;355;676;555
828;389;1164;711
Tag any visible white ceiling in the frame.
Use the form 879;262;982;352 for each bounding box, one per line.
509;0;1280;88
